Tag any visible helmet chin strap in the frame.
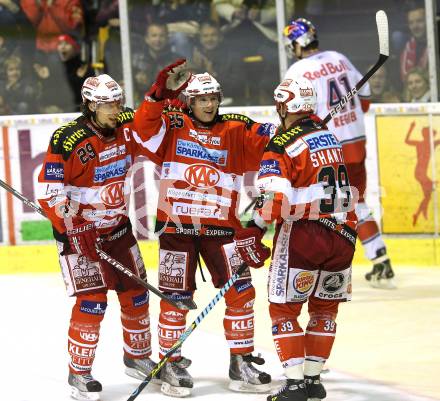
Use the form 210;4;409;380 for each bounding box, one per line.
277;103;288;130
91;114;115;137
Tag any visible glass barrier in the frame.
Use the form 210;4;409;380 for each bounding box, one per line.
0;0;437;115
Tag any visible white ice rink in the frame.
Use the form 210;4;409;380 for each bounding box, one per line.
1;267;439;401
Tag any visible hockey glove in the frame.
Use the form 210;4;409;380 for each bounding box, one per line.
67;221;100;262
147;59;191;100
234;227;271;268
164;97;188;112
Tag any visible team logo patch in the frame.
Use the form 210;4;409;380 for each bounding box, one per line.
184;163;220;188
94;156;130;182
172;202;222;219
44;162;64;181
285;139;308;158
322;273;345;292
302;131;341;153
176;139;227;165
293;271;315;294
235;281;253;293
163;311;184;322
98;144;126;162
100;181;125;207
272;325;279;335
258;159;281;177
80;300;107;315
159;250;187;291
133;292;149;307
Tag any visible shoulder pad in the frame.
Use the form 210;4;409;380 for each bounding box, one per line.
50;117;93;159
270;119;318;149
117;108;135;126
220;113;255;127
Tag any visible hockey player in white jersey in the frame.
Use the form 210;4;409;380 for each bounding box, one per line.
283;18;395;289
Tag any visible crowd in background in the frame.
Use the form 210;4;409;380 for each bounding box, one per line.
0;0;437;115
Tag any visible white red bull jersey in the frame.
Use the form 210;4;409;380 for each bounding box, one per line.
284;50;370;145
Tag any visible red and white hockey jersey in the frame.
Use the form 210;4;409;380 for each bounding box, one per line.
37;107;163;240
134;100;272;233
255;115;357;243
284;51;370;154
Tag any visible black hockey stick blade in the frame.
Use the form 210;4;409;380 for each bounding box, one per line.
0;178;196;310
323;10;389;125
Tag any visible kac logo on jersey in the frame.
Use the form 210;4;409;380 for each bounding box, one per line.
44;162;64;181
258;159;281;177
184;163;220;188
176;139;227;166
100;181;125;207
94;156;130;182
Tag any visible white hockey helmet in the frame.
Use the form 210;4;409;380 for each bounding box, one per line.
274;77;316;114
81;74;123;104
182;73;223;104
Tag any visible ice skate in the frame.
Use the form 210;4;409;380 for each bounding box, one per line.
267;379;307;401
68;372;102;401
229;353;271;393
365;258;396;289
123;355;162;384
160;358;194;397
305;375;326;400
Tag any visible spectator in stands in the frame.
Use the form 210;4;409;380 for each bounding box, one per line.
132;22;180;106
212;0;294;105
57;34;94;111
400;2;428;84
143;0;210;58
404;67;430;102
369;65;401;103
190;21;239;104
0;53;39;114
20;0;84;54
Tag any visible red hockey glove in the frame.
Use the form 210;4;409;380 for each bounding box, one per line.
147;59;191;100
234;227;271;268
67;221;100;262
164;97;188;111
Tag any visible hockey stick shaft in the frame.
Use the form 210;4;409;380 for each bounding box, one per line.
0;178;194;310
127;262;248;401
322;10;389;125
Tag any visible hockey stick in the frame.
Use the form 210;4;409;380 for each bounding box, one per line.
322;10;389;125
0;178;195;311
239;11;388;218
127;262;248;401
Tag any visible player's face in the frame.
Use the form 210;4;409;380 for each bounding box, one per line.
192;95;220;123
294;42;303;60
92;101;123;129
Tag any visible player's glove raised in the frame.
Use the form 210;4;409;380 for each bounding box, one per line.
234;227;271;268
147;59;191;100
67;221;100;262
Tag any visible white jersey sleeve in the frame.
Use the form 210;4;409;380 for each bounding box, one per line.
284;50;370;144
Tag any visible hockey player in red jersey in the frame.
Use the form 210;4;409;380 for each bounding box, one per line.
36;62;191;400
235;77;357;401
137;70;274;397
283;18;395;289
